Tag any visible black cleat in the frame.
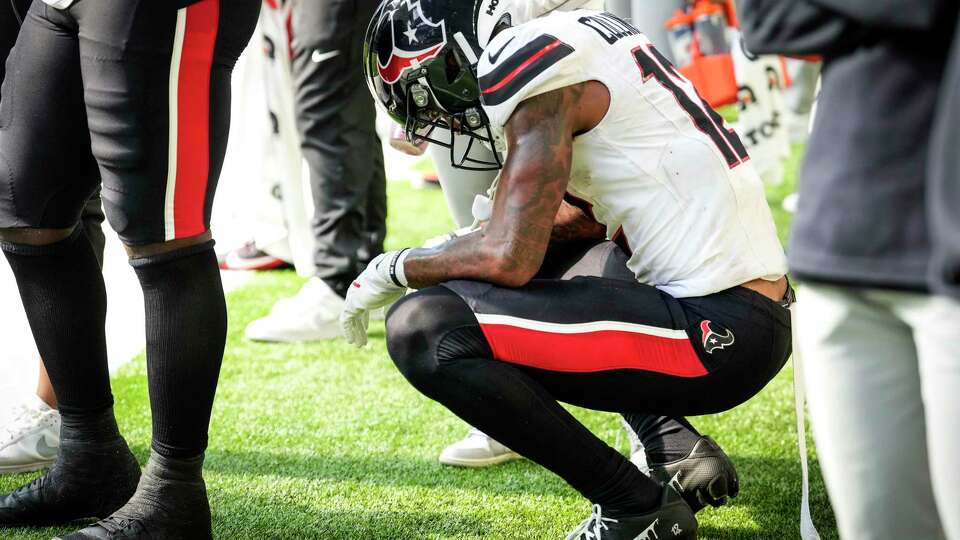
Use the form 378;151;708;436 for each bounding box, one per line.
55;451;212;540
648;436;739;513
565;486;697;540
0;411;141;527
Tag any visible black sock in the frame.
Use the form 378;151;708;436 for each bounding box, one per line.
387;288;661;515
1;227;112;414
131;242;226;459
623;413;702;465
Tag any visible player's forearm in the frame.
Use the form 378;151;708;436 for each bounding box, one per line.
403;231;543;290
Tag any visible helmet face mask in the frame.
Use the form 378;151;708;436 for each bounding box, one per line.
365;0;505;171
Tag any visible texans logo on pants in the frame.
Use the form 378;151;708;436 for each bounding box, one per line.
701;320;735;354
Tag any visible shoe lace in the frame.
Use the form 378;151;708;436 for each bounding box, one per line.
97;514;144;535
565;505;618;540
10;474;46;497
0;405;43;446
238;240;258;257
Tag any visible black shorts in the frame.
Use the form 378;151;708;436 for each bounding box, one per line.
0;0;259;245
441;242;793;415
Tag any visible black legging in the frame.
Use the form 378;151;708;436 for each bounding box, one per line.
2;0;105;263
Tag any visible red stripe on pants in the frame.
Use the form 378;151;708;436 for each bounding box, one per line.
173;0;220;239
479;324;708;377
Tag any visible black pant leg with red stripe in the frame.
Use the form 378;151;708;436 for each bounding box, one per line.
0;0;259;458
385;245;792;512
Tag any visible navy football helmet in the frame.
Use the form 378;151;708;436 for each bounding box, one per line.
364;0;516;170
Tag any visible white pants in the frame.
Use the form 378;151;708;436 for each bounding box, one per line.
427;132;499;228
798;284;960;540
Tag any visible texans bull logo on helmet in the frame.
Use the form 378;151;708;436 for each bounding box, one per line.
373;0;448;84
700;320;735;354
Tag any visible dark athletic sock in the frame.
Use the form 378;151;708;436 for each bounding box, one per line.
623;413;703;465
131;242;226;459
387;288;661;515
1;227;112;415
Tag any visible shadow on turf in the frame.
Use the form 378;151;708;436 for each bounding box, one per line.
0;450;837;539
190;447;838;539
195;446;576;498
702;454;837;540
212;497;489;539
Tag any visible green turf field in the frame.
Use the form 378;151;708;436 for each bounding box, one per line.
1;146;839;539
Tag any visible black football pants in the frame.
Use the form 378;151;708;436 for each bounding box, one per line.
1;0;105;262
386;241;792;507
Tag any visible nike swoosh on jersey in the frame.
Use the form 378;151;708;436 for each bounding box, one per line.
479;34;574;107
312;49;341;63
487;36;516;64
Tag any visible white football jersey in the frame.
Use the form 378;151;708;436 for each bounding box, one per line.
477;10;787;298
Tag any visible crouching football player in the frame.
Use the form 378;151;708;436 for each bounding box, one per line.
344;2;791;538
0;0;260;538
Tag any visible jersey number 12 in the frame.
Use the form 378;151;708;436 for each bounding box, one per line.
632;44;749;169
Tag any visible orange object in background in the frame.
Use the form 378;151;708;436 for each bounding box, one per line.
666;1;738;108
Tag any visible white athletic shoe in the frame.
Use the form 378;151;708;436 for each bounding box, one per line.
623;418;650;473
0;396;60;475
438;428;522;468
245;277;346;342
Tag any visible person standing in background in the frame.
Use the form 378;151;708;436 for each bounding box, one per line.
741;2;960;539
924;14;960;540
0;0;106;477
244;0;388;343
929;9;960;308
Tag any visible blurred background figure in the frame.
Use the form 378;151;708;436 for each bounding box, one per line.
218;0;313;274
228;0;388;343
741;2;960;540
929;8;960;307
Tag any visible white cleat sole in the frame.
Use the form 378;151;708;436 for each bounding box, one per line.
0;459;55;475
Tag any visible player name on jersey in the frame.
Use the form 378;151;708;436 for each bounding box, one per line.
578;12;640;44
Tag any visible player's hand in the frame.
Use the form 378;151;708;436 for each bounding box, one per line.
340;250;410;347
389;125;429;156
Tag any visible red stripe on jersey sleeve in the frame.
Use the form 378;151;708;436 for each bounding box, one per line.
482;39;563;94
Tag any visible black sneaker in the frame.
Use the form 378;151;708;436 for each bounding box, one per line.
55;451;212;540
0;412;141;527
565;486;697;540
648;436;739;513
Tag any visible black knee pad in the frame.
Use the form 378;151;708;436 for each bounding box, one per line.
385;286;492;388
